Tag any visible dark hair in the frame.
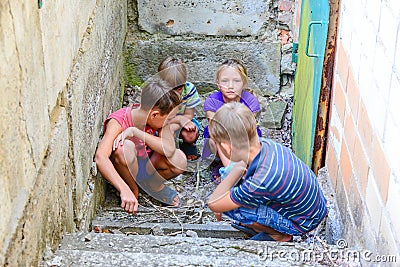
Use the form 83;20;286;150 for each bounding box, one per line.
140;78;182;115
158;56;187;90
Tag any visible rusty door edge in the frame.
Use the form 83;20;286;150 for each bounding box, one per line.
311;0;341;173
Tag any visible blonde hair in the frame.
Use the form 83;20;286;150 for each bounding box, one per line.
158;56;187;89
140;78;182;115
215;59;248;88
209;102;258;150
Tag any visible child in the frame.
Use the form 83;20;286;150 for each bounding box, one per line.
207;102;328;241
203;59;262;182
158;56;202;160
95;79;187;214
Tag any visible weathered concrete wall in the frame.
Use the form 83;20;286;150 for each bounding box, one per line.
128;40;281;95
126;0;287;97
0;0;126;265
138;0;271;36
325;0;400;261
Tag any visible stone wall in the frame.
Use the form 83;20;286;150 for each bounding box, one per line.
0;0;126;265
125;0;291;97
325;0;400;261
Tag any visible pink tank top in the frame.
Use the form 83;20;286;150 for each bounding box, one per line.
104;104;156;158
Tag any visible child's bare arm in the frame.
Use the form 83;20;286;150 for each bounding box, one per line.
207;161;247;212
95;120;138;214
183;107;195;120
119;124;179;159
169;114;197;132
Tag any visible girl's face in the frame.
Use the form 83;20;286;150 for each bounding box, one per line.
217;67;244;103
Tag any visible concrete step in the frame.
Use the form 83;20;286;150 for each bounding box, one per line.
43;168;344;267
45;232;331;267
92;207;248;239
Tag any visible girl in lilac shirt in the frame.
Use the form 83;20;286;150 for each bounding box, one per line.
203;59;262;182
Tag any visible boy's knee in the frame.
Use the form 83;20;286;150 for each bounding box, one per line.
113;142;137;166
171;165;185;176
170;149;187;173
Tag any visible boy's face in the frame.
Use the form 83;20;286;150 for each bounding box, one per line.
216;139;249;163
148;106;179;130
216;141;231;160
174;85;184;95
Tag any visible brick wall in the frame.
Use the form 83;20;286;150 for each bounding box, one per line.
326;0;400;260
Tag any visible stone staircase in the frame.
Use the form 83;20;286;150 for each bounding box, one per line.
43;168;346;267
49;232;323;267
45;207;329;267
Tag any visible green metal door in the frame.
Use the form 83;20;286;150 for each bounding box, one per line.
292;0;329;167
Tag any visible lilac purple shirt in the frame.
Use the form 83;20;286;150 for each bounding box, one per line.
203;91;260;114
203;91;262;139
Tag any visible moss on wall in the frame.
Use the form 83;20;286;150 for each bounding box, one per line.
120;69;126;108
123;50;144;88
195;82;218;95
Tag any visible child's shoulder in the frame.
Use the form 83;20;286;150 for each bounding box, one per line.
182;82;201;109
182;81;198;96
242;90;258;100
107;106;128;118
260;137;284;150
184;81;195;88
183;81;196;92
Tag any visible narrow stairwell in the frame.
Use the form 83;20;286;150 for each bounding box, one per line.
43;167;347;267
42;86;349;266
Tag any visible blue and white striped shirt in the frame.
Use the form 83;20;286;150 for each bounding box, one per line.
230;138;328;233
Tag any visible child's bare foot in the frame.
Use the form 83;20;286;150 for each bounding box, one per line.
171;194;180;206
268;233;293;242
246;222;293;242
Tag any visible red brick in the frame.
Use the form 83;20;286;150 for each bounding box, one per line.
326;140;339;190
337;42;349;89
344;113;357;155
371;136;390;203
279;0;294;11
334;79;346;125
346;69;360;119
353;136;370;197
357;100;373;155
296;8;300;28
340;141;352;193
279;30;290;45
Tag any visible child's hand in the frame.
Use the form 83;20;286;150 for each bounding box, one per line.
113;127;137;151
183;120;196;132
120;188;139;214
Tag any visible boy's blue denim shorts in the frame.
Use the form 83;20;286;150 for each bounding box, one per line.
135;157;150;183
224;205;303;236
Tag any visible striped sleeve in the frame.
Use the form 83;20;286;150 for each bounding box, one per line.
182;82;201;109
